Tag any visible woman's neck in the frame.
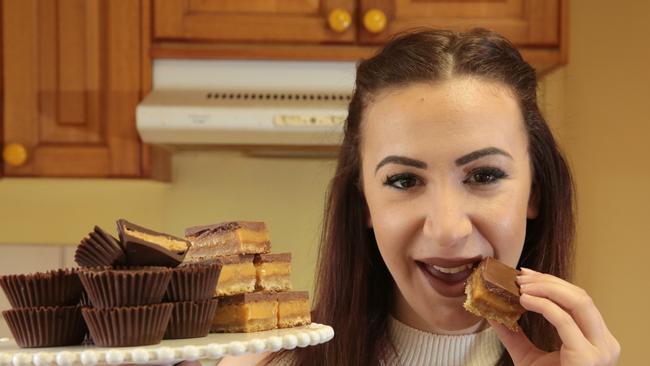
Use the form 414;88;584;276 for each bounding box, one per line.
393;291;487;334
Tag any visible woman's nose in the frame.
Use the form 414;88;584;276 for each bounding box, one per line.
422;185;473;248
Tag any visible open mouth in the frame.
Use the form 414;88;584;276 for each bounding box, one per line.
416;257;482;297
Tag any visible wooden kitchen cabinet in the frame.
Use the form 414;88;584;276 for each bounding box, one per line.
358;0;560;46
1;0;169;179
154;0;357;44
151;0;567;73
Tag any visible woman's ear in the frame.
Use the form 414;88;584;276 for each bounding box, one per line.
527;184;540;219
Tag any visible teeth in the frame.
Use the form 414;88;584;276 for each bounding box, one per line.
430;263;473;274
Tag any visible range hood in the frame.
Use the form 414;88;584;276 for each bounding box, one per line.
136;60;356;148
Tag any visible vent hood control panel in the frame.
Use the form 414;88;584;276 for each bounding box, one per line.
137;60;356;148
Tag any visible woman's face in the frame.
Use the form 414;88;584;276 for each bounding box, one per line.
360;78;537;333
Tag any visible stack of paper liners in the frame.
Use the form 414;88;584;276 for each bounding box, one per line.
163;262;221;339
183;221;311;332
0;269;86;348
78;266;174;347
75;219;218;345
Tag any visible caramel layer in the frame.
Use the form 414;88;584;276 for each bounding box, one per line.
256;276;292;292
218;262;256;283
185;222;271;256
211;300;278;333
237;228;270;245
256;262;291;277
215;279;255;296
463;263;525;331
278;300;310;319
125;228;188;252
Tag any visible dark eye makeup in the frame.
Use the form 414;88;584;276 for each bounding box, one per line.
382;167;508;191
463;167;508;185
383;172;421;190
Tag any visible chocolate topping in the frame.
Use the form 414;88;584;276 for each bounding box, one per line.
218;291;277;305
185;254;254;265
480;257;521;303
185;221;267;238
277;291;309;302
117;219;190;268
254;253;291;264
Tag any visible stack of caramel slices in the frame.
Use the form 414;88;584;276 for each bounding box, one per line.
183;221;311;333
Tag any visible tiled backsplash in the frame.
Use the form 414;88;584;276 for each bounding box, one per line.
0;244;76;338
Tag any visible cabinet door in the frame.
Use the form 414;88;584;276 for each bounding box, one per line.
359;0;560;46
153;0;357;44
3;0;144;177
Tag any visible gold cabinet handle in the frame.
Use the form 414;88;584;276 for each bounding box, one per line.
363;8;387;34
3;143;28;167
328;8;352;33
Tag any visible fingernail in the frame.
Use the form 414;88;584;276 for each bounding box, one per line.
520;267;537;274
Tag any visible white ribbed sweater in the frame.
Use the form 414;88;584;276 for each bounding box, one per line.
384;316;504;366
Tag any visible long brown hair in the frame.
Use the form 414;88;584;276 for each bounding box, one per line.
270;28;575;366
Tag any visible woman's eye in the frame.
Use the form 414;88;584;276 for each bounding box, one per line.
464;167;508;185
383;173;421;190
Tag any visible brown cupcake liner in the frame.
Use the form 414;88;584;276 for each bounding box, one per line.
74;226;126;268
164;299;219;339
165;262;222;302
82;303;173;347
82;332;95;346
79;290;92;307
78;267;172;308
0;268;82;308
2;305;86;348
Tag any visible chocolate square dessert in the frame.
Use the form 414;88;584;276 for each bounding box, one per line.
118;219;190;267
463;257;526;331
211;292;278;333
185;221;271;257
254;253;292;292
277;291;311;328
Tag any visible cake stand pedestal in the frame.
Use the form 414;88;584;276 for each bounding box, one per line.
0;323;333;366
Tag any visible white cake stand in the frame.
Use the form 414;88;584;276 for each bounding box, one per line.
0;323;333;366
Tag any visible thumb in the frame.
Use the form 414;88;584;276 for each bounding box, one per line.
488;320;542;364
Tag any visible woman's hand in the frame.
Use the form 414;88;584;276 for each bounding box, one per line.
489;268;620;366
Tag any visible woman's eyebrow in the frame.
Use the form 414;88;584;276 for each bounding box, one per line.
375;155;427;174
455;147;512;166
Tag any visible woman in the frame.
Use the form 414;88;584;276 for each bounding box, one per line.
221;28;620;366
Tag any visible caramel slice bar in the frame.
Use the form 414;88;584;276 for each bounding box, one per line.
254;253;292;292
211;292;278;333
185;221;271;257
463;257;526;331
214;255;256;296
118;219;190;267
277;291;311;328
